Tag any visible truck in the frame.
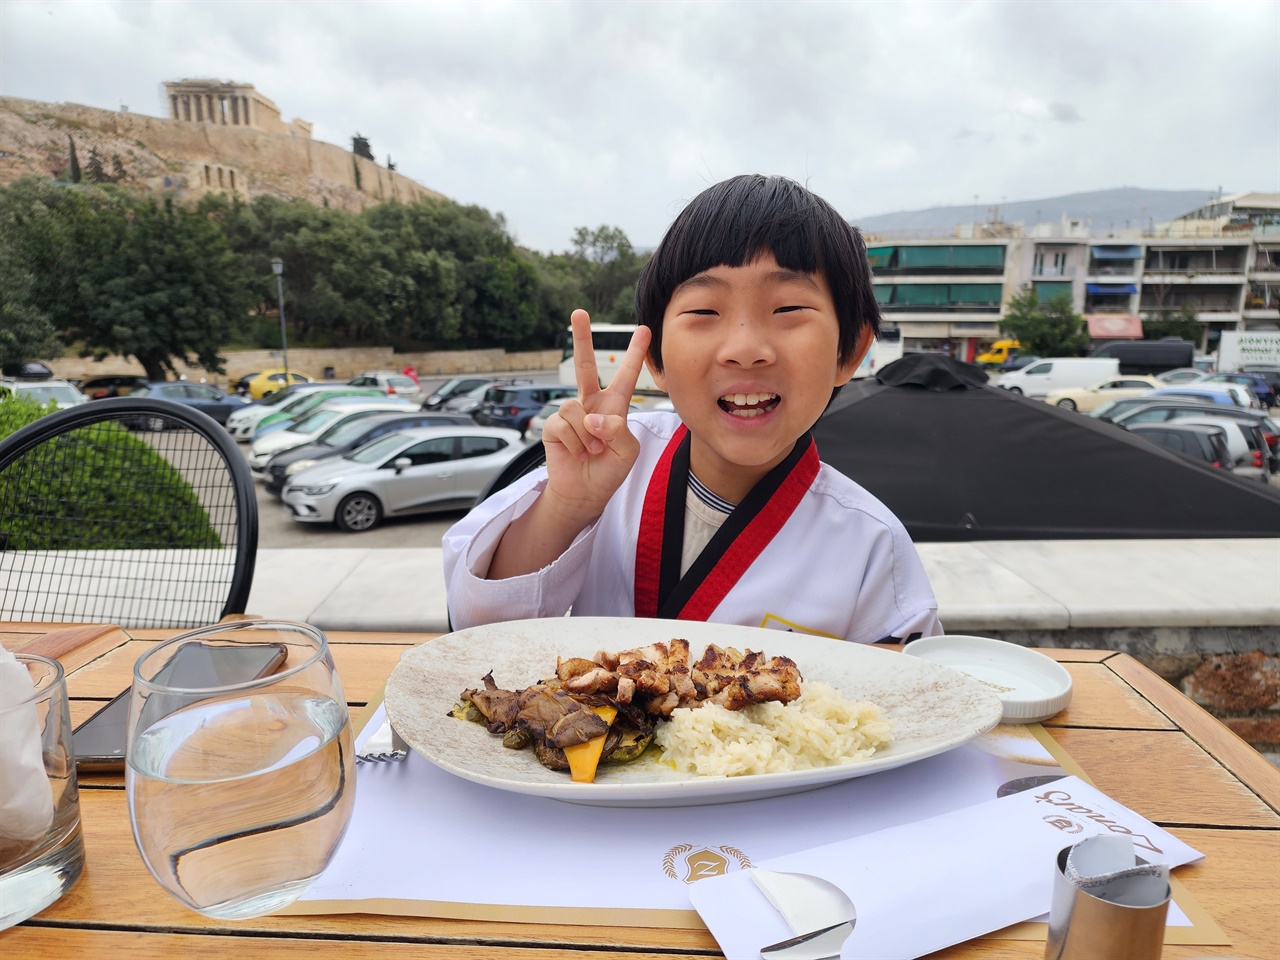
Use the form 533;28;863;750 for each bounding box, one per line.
1217;331;1280;371
1088;339;1194;375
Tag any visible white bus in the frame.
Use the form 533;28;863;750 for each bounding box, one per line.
558;323;663;393
849;327;903;379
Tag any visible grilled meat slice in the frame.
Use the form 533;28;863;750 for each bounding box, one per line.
459;672;522;733
516;687;610;748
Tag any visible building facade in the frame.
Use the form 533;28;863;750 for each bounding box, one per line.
866;192;1280;361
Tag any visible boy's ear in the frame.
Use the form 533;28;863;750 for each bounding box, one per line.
834;326;876;387
645;354;667;393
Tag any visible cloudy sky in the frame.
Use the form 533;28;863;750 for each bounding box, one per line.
2;0;1275;252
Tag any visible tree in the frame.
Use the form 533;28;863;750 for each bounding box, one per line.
386;155;396;172
999;287;1090;357
1142;304;1202;345
84;147;108;183
110;154;128;183
0;212;61;366
66;136;81;183
351;134;373;160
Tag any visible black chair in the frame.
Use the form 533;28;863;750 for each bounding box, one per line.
0;397;257;628
475;439;549;505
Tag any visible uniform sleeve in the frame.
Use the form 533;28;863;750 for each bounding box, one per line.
848;520;943;644
442;471;599;629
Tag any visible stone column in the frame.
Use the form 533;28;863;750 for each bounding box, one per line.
230;96;239;125
170;94;179;120
183;95;192;121
195;96;203;122
242;96;251;127
207;95;215;123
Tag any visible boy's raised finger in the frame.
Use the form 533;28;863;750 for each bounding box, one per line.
604;323;653;401
570;309;602;399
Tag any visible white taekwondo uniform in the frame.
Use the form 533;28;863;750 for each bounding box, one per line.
443;412;942;644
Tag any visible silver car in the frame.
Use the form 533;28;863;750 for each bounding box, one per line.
282;425;524;532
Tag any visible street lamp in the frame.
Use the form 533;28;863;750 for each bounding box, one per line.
271;258;289;379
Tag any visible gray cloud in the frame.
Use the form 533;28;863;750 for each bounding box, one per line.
1;0;1275;249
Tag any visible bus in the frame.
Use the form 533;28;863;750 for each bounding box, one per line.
558;323;663;393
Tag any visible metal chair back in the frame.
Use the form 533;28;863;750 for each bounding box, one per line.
0;397;257;628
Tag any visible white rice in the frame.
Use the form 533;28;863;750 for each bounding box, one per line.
653;681;893;777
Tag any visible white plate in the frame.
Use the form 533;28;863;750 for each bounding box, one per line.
901;635;1073;724
384;618;1004;807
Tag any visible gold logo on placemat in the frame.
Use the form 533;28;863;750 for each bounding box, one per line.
662;844;752;883
1043;815;1084;834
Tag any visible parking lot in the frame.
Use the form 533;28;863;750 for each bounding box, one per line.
246;373;555;549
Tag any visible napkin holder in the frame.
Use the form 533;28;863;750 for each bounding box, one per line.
1045;836;1170;960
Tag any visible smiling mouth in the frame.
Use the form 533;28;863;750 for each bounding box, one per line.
718;393;780;418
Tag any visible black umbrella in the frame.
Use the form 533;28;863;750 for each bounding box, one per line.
813;354;1280;540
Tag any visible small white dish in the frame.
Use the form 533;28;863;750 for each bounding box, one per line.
901;635;1073;723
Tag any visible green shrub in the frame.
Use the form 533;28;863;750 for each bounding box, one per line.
0;397;222;549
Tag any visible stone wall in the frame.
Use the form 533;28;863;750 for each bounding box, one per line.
46;346;562;388
0;96;441;213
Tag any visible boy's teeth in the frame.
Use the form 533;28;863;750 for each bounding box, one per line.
722;392;776;406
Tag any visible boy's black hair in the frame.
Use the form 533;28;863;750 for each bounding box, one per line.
635;174;881;372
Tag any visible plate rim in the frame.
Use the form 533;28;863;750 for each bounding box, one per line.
385;618;1004;804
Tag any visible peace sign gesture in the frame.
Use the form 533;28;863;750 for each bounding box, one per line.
486;309;652;580
541;309;652;512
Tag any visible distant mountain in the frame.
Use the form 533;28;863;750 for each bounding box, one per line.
854;187;1219;234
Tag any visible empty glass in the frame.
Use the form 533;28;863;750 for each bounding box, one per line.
0;653;85;930
125;620;355;919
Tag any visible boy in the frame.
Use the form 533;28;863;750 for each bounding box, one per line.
444;174;941;643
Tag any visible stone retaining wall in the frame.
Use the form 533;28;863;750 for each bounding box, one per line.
985;626;1280;764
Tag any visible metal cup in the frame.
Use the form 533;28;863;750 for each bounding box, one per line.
1044;843;1170;960
0;654;85;930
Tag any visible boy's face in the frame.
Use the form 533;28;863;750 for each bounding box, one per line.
647;252;869;502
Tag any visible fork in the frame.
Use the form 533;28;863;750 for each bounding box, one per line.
355;717;408;764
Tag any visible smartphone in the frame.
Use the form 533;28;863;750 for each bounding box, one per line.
73;641;288;773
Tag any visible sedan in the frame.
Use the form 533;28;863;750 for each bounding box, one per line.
422;377;496;409
248;401;415;474
263;411;474;496
283;425;524;532
1044;376;1163;413
441;381;500;417
128;382;250;424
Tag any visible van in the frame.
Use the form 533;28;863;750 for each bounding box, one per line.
975;339;1021;365
996;357;1121;399
1089;339;1194;375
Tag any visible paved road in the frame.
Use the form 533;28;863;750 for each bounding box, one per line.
248;373;555;549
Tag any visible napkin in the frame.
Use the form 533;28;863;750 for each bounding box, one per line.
1063;834;1170;906
687;776;1201;960
0;643;54;842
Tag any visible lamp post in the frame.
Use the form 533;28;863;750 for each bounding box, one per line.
271;257;289;379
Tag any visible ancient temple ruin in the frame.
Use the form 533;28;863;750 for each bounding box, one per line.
162;80;313;139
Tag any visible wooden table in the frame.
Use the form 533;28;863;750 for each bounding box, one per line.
2;621;1277;959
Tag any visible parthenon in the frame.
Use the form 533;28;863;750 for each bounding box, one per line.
162;79;313;139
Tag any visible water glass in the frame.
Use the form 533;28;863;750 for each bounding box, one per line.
125;620;355;919
0;654;85;930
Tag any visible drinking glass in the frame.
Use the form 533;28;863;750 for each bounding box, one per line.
125;620;355;919
0;654;85;930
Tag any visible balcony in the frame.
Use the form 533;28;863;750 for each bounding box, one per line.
1030;266;1078;279
1086;262;1139;278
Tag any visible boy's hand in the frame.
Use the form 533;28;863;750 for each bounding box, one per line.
540;309;652;524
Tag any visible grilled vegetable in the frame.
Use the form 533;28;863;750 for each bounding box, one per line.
564;705;617;783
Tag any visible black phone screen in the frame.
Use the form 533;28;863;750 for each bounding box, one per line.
72;641;288;772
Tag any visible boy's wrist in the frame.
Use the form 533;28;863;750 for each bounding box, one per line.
537;486;607;531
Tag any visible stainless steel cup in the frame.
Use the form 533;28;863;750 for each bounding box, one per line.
1044;843;1170;960
0;654;85;930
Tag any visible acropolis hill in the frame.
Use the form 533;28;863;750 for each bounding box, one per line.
0;80;442;211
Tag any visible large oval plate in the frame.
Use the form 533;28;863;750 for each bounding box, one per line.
384;618;1003;807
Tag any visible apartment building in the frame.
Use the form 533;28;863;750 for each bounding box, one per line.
866;191;1279;359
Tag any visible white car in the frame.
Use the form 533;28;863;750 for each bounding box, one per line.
524;397;639;443
283;425;524;531
348;370;424;405
0;377;89;409
225;383;334;440
247;400;415;474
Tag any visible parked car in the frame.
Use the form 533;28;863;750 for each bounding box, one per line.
1197;372;1276;408
1110;400;1280;468
1;361;55;380
1124;422;1232;470
441;381;503;416
421;377;497;410
125;381;251;425
1240;364;1280;396
242;369;314;400
475;384;579;433
1144;385;1257;409
262;411;474;496
224;383;337;440
348;370;424;405
1043;375;1163;413
0;377;88;409
282;425;524;532
1155;367;1207;385
998;354;1041;373
524;396;637;443
79;375;151;399
248;401;417;474
1162;415;1271;482
996;357;1121;398
253;388;399;438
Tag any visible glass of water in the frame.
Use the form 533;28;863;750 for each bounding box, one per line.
125;620;355;919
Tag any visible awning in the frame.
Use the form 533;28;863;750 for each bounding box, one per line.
1086;315;1143;338
1090;245;1142;260
1086;282;1138;295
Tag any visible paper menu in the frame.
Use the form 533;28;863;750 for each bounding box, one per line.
686;776;1202;960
